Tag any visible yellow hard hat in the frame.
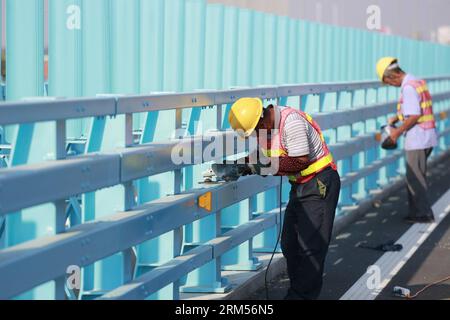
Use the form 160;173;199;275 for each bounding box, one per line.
376;57;397;82
228;97;263;138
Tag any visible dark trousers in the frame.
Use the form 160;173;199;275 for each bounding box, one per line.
406;148;434;218
281;167;341;300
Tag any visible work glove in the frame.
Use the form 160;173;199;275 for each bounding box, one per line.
211;163;255;182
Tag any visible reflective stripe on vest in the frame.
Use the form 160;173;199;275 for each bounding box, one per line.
397;79;436;130
260;107;336;184
289;153;335;182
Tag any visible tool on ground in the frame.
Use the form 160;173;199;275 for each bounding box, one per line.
393;286;411;298
358;240;403;252
376;125;398;150
393;275;450;299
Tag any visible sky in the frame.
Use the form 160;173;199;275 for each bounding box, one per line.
210;0;450;42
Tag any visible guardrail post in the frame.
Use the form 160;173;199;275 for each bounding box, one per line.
54;118;68;300
351;89;368;202
134;0;184;300
79;0;141;300
365;88;380;193
386;85;401;181
253;96;286;254
4;0;55;300
376;86;389;186
443;80;450;151
253;186;282;253
80;96;128;300
48;0;84;140
135;108;177;301
182;103;233;289
218;7;264;273
337;90;354;207
180;0;230;293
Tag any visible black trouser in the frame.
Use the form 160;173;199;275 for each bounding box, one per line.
406;148;434;218
281;167;341;300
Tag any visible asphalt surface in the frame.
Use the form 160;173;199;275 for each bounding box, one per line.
248;152;450;300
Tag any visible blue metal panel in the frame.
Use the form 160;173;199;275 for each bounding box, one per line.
180;0;230;294
134;0;184;300
110;0;141;128
203;4;224;90
285;18;300;108
222;6;238;89
139;0;164;94
235;9;254;87
307;22;319;83
275;16;289;85
251;11;265;87
297;20;309;84
78;0;118;300
4;0;56;300
6;0;60;299
365;30;381;192
262;14;277;86
219;7;262;273
48;0;84;139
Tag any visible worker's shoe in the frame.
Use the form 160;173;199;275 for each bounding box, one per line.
403;216;435;224
283;289;306;300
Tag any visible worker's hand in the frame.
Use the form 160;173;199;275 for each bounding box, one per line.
389;127;401;143
238;164;254;176
388;116;399;126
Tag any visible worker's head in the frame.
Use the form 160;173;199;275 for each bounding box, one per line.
228;97;272;138
376;57;405;87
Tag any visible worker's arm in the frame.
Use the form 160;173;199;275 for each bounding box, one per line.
239;155;310;176
390;85;421;143
388;115;400;125
390;115;421;143
274;156;310;176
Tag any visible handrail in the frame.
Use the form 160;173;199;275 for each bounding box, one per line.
0;85;449;215
0;175;281;299
0;76;449;126
0;77;449;300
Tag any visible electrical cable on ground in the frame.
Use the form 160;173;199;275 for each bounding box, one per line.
265;176;284;300
405;275;450;299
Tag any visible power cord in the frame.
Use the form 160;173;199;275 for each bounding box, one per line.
397;275;450;299
265;176;284;300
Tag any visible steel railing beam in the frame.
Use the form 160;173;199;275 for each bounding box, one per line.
0;175;280;299
99;209;283;300
0;77;448;125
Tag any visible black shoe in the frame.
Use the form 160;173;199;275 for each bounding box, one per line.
283;289;305;300
404;216;435;224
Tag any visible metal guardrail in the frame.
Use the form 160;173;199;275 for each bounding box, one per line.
1;77;449;125
0;77;449;300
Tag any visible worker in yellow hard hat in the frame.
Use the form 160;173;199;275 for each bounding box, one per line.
376;57;438;224
221;97;341;300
